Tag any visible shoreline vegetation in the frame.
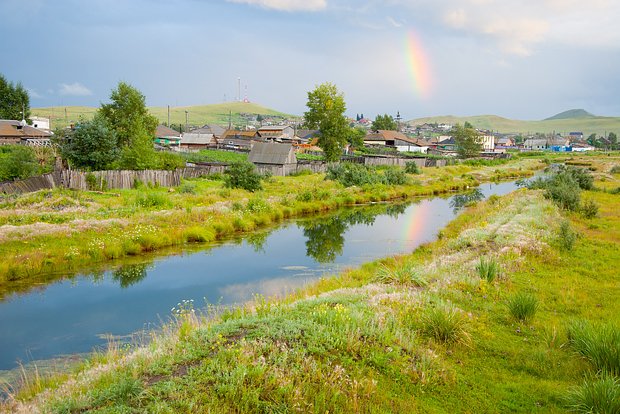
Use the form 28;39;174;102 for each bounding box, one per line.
0;158;541;297
3;153;618;412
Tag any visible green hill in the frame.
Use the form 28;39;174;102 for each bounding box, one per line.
31;102;296;130
410;112;620;136
544;109;595;121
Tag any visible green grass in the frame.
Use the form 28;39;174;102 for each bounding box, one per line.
3;166;620;412
183;149;248;164
31;102;295;129
475;256;500;283
506;292;539;322
410;113;620;136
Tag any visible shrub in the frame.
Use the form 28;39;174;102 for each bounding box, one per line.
289;168;313;177
405;161;421;174
421;305;470;345
382;167;409;185
567;320;620;375
565;373;620;414
559;220;577;250
246;197;270;214
545;173;581;211
581;199;599;219
610;165;620;174
326;162;378;187
476;256;500;283
0;145;39;181
134;192;170;208
507;292;538;322
224;161;263;192
178;181;197;194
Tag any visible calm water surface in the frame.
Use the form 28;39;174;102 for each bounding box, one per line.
0;181;518;371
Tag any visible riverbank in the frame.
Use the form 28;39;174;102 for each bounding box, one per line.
4;158;619;413
0;158;540;295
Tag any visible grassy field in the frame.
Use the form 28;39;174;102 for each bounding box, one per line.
4;155;618;413
0;157;545;299
410;114;620;136
31;102;295;130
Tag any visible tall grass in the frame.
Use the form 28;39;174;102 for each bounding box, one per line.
565;373;620;414
374;263;428;287
475;256;500;283
567;320;620;375
506;292;538;322
421;305;471;345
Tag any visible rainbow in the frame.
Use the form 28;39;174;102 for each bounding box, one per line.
402;200;432;251
405;31;433;99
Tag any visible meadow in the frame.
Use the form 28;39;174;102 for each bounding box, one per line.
3;154;619;413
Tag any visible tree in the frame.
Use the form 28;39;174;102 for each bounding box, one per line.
609;132;618;150
99;82;158;148
0;74;30;122
587;133;597;146
371;114;397;131
303;82;348;162
57;115;119;170
453;123;482;158
347;126;366;148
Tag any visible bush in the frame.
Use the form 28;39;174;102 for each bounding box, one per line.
224;161;263;192
565;374;620;414
382;167;409;185
581;199;599;219
545;173;581;211
0;145;39;181
178;181;197;194
405;161;421;174
567;320;620;375
157;151;185;170
506;292;538;322
326;162;378;187
559;220;577;250
476;256;500;283
135;192;170;208
421;305;470;345
610;165;620;174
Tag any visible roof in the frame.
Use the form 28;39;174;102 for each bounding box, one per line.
295;129;319;140
258;126;292;132
0;120;53;139
221;130;260;139
248;142;297;165
181;132;215;145
156;124;181;138
523;139;547;146
190;125;226;137
366;130;410;142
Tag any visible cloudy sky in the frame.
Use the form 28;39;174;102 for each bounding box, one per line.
1;0;619;120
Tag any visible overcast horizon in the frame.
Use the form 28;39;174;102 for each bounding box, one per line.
1;0;619;121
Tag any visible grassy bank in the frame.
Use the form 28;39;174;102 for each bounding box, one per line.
0;158;541;295
3;158;619;413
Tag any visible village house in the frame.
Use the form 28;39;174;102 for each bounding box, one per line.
257;125;295;142
154;125;181;149
364;130;427;153
248;142;297;176
523;138;547;150
219;130;262;151
0;120;53;146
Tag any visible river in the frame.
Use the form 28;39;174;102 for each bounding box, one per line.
0;181;519;372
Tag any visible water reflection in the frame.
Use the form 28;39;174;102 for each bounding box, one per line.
111;263;150;288
300;203;409;263
449;188;484;213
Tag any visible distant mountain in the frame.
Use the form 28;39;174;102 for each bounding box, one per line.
544;109;595;121
409;112;620;136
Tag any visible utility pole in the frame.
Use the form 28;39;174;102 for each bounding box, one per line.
237;77;241;102
396;111;402;132
185;110;189;133
167;105;170;127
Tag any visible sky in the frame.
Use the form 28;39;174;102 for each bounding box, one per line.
1;0;619;120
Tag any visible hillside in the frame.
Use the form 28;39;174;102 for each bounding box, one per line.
31;102;295;130
544;109;595;121
410;112;620;136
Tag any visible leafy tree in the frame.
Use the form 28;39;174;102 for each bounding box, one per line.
347;126;366;148
0;74;30;122
587;133;597;147
303;82;348;162
609;132;617;150
99;82;158;148
371;114;397;131
0;145;38;181
453;123;482;158
57;115;119;170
